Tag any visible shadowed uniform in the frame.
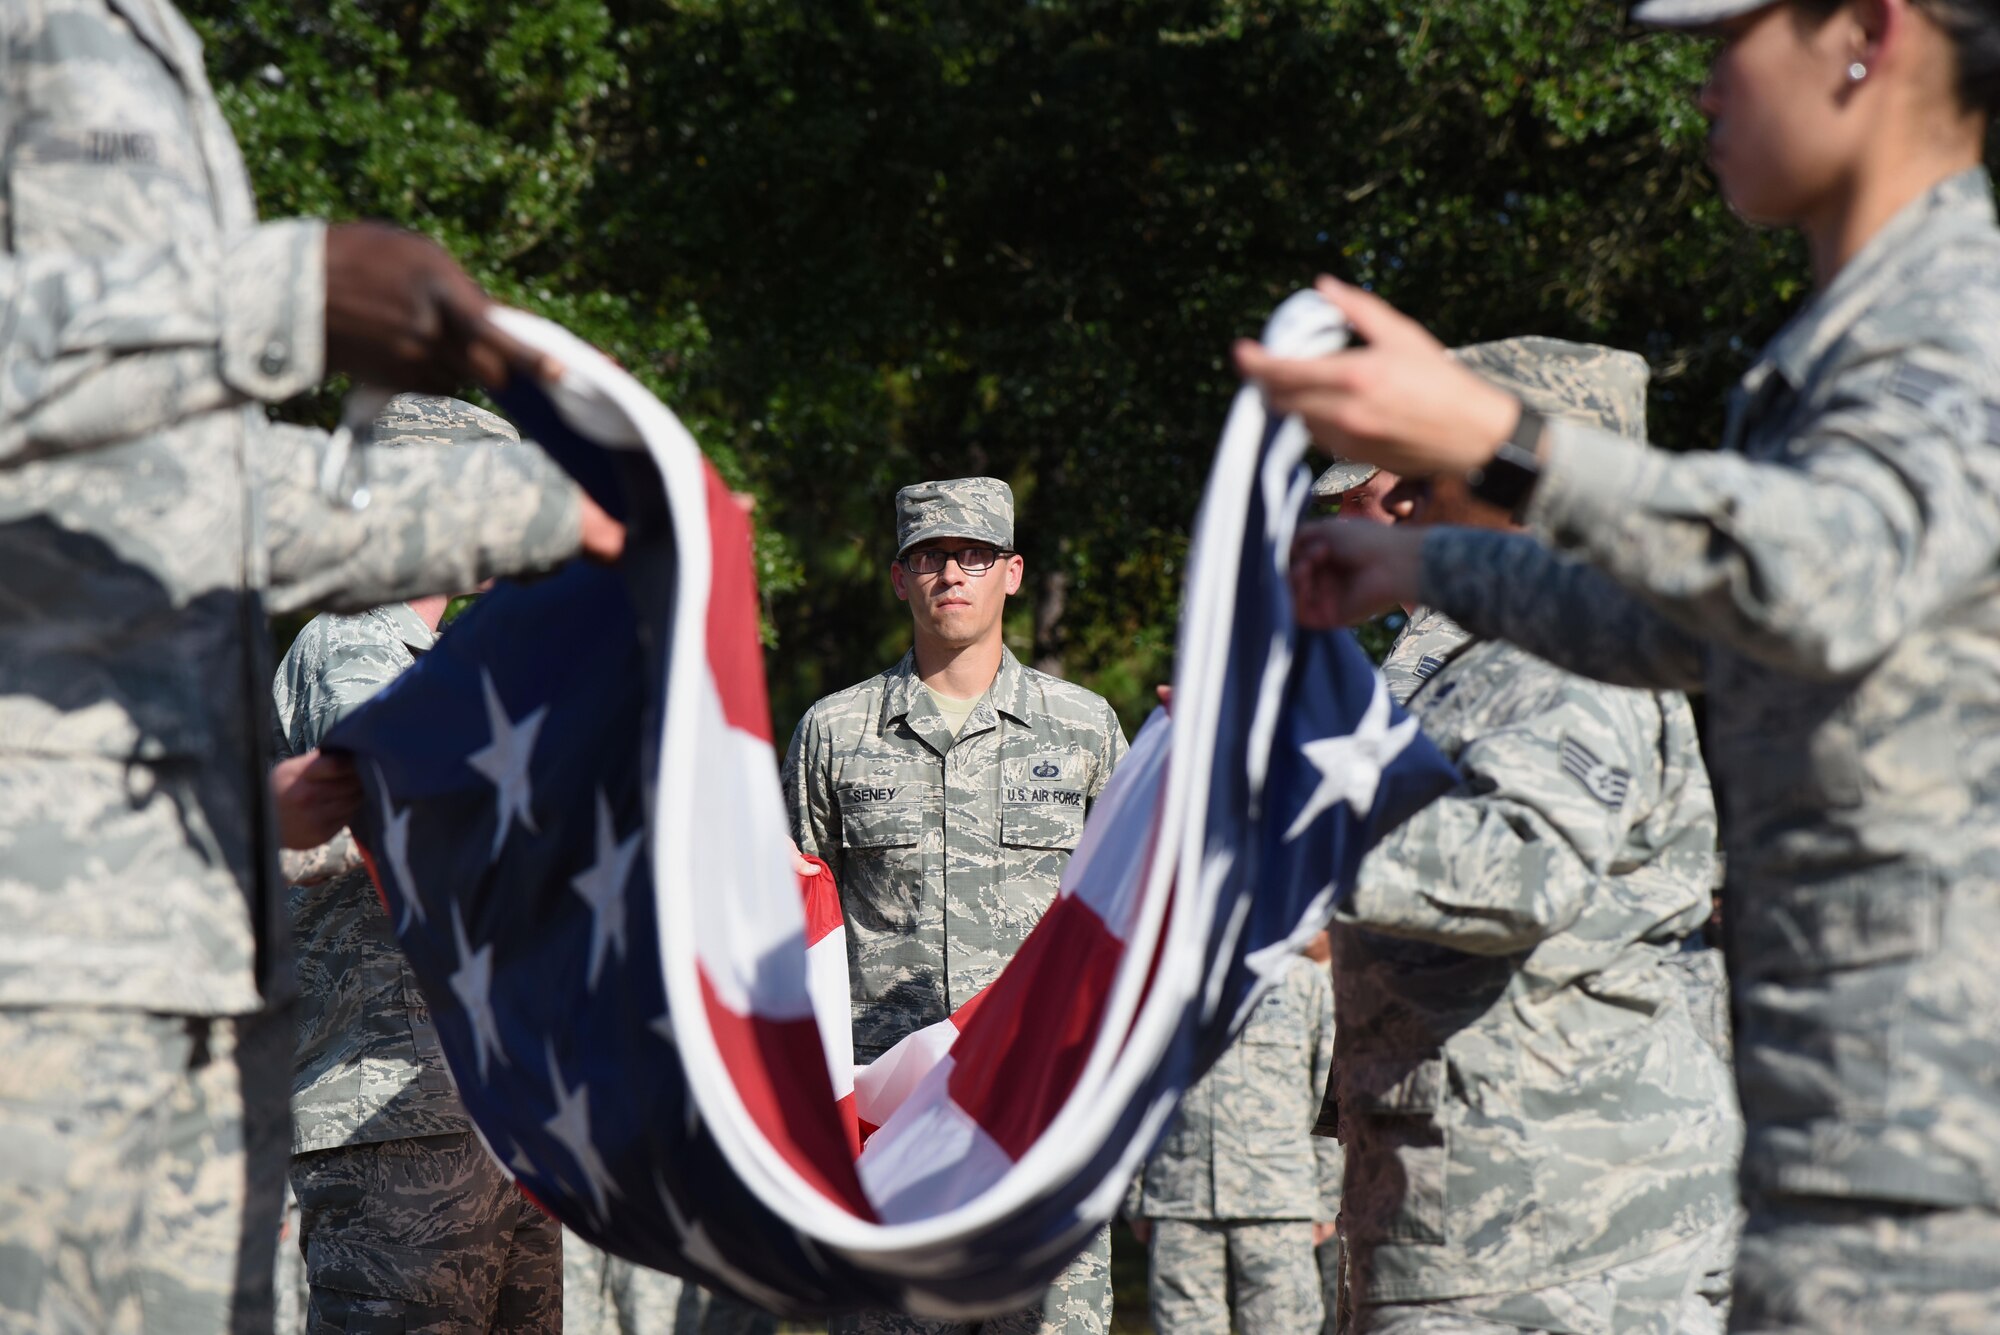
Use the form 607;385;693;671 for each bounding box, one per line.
1419;172;2000;1334
1127;955;1340;1335
273;400;566;1334
783;477;1127;1335
0;4;587;1327
562;1245;776;1335
1327;343;1742;1334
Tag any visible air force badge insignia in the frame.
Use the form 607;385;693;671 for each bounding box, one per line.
1031;759;1061;780
1559;736;1631;810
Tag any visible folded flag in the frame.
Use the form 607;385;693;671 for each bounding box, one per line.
327;293;1457;1316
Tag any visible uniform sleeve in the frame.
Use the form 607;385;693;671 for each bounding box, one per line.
1421;528;1706;691
1338;678;1663;955
1519;344;2000;680
1086;699;1129;808
782;707;842;886
256;421;584;617
280;829;366;887
1307;966;1342;1218
272;616;413;756
271;615;409;887
0;222;326;466
1122;1170;1146;1221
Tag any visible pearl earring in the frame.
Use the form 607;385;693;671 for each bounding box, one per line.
1848;61;1868;82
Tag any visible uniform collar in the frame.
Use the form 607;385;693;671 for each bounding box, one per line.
373;602;439;656
1382;606;1476;706
1754;168;1997;394
107;0;202;85
881;645;1035;728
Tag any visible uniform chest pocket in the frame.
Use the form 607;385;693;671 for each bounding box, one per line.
1732;867;1941;1121
840;785;933;851
11;153;212;254
1000;752;1090;851
1242;986;1303;1046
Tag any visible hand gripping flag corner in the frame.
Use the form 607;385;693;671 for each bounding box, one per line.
326;292;1457;1315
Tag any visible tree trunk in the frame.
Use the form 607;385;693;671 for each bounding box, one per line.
1033;565;1069;679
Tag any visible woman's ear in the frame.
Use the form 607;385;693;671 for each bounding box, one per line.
1848;0;1906;82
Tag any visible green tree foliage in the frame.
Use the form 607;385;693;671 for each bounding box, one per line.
191;0;1838;738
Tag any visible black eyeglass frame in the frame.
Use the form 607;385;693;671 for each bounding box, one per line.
896;545;1017;575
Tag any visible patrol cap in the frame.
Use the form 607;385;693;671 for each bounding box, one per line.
894;477;1015;558
1311;456;1381;501
371;393;521;447
1628;0;1779;29
1311;338;1647;499
1452;336;1649;438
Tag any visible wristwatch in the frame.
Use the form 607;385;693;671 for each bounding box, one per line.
1464;401;1545;520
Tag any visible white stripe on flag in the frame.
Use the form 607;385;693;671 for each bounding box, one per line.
853;1016;960;1132
856;1057;1014;1225
807;928;855;1100
686;677;813;1019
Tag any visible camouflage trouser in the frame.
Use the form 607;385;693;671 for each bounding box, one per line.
0;1003;290;1334
1360;1216;1731;1335
562;1233;777;1334
1728;1196;2000;1334
1147;1218;1322;1335
831;1224;1110;1335
290;1131;560;1332
276;1183;309;1333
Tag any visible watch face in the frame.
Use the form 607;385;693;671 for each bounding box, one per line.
1469;439;1541;518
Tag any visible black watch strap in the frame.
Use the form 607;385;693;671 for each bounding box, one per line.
1465;403;1545;519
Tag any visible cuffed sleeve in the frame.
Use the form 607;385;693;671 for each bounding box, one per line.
1122;1172;1146;1222
280;829;365;887
220;220;326;402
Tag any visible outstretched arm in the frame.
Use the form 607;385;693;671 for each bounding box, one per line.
1340;676;1663;954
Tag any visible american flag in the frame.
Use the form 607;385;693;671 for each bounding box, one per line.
327;295;1456;1316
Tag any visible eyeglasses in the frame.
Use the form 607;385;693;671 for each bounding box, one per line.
898;546;1014;575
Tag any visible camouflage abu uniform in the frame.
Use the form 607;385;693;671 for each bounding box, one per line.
783;477;1128;1335
272;399;568;1333
1126;954;1340;1335
1328;342;1742;1334
563;1244;777;1335
1419;170;2000;1334
0;3;584;1329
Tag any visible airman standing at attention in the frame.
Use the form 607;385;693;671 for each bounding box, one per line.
784;477;1127;1335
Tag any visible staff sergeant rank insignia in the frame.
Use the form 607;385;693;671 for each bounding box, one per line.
1559;736;1631;810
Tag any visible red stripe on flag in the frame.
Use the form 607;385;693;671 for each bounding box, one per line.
942;894;1124;1162
698;964;877;1218
355;842;390;922
702;463;773;744
949;982;990;1032
834;1090;862;1159
799;856;843;947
